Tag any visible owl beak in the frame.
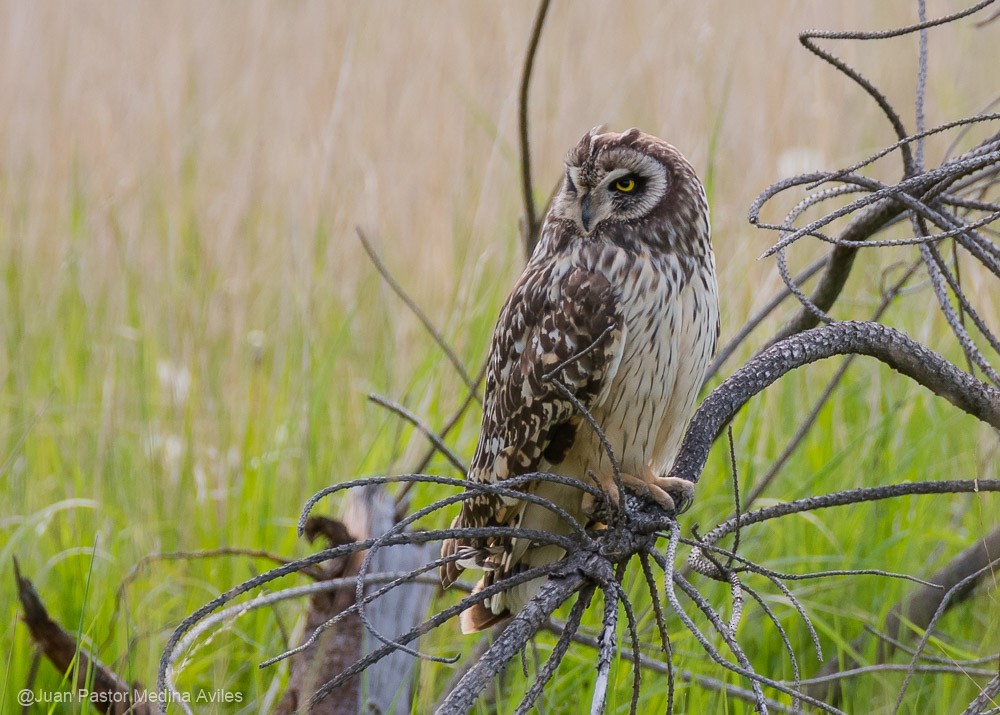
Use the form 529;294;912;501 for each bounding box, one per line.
580;193;594;233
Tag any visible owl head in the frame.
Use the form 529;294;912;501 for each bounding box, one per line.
545;128;710;257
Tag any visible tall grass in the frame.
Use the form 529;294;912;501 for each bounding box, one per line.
1;1;997;712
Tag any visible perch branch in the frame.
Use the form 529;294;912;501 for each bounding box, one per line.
671;321;1000;485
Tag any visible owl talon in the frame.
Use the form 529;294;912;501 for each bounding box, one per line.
654;475;696;514
611;468;694;514
621;476;675;512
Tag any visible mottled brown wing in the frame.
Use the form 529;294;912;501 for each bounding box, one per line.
439;259;623;586
473;263;624;488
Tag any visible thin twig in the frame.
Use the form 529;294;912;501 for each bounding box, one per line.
368;393;467;473
518;0;552;258
357;227;481;400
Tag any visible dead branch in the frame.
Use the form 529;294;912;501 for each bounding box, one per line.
518;0;552;258
671;321;1000;488
766;198;905;343
687;479;1000;579
705;254;828;381
733;257;921;511
14;558;155;715
960;674;1000;715
367;393;467;474
436;566;586;715
357;227;481;401
539;618;799;714
893;556;1000;711
274;515;360;715
398;360;487;515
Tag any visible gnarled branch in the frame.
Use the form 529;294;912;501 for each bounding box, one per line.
671;321;1000;485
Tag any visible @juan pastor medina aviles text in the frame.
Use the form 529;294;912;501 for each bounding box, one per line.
17;687;243;706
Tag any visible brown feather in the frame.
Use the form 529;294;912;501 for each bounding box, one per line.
460;579;511;634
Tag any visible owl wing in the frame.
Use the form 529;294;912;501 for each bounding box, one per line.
440;259;624;586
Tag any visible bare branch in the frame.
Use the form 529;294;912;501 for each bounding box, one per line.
356;227;481;400
671;321;1000;486
893;556;1000;712
960;674;1000;715
808;524;1000;702
513;584;595;715
543;617;799;714
518;0;552;258
589;585;619;715
705;254;828;381
368;393;467;473
14;558;155;715
436;563;587;715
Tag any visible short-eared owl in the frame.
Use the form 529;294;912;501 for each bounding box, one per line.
441;128;719;633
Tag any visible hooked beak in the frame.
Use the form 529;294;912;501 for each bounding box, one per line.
580;193;594;233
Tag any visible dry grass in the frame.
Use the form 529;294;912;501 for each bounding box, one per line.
3;2;998;339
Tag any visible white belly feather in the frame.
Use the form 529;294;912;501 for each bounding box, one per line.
574;247;719;483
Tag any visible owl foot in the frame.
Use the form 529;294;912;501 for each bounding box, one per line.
586;467;695;517
616;466;695;514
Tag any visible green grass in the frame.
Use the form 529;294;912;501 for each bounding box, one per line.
6;207;996;713
2;2;999;713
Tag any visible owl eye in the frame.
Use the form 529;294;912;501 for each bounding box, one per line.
613;176;637;192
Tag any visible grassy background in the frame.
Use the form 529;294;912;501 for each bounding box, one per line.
1;1;998;712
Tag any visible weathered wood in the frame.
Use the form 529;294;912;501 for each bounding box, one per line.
275;485;434;714
346;485;435;715
274;517;360;715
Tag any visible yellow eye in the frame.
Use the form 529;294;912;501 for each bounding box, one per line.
614;177;636;192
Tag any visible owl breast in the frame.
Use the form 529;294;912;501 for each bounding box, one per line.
561;241;719;485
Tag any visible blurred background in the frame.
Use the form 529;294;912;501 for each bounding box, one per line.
1;1;997;712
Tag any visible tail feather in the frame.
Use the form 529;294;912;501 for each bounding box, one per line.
460;579;511;634
443;478;588;632
439;532;462;588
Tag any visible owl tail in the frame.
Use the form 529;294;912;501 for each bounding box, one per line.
443;479;587;633
458;539;571;633
461;479;586;633
460;580;511;634
442;539;514;634
439;517;465;589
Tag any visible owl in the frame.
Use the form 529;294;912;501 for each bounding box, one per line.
440;128;719;633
